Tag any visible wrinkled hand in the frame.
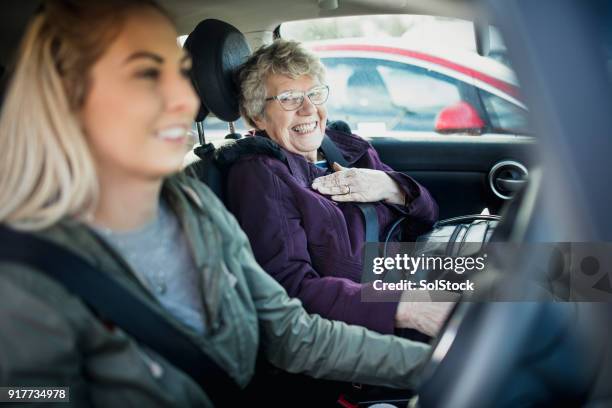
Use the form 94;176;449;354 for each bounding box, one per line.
311;162;404;204
395;291;456;337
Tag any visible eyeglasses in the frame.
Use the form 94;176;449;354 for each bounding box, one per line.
265;85;329;111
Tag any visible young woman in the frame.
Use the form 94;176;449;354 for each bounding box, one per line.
0;1;430;406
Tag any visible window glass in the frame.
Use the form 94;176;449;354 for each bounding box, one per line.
323;58;462;134
183;16;528;141
201;116;248;142
281;15;509;67
280;14;529;138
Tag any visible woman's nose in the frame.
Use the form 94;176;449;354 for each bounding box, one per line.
298;95;317;115
164;73;200;118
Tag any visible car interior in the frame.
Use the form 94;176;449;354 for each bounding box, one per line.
1;0;611;407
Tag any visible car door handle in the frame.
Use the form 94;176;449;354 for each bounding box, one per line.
496;177;527;192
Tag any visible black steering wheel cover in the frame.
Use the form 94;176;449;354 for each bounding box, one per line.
184;19;251;122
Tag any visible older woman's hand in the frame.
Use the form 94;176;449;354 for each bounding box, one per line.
395;290;457;337
312;163;405;204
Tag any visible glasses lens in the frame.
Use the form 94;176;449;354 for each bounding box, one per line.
278;92;303;110
308;86;329;105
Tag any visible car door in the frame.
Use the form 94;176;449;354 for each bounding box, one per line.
371;134;536;219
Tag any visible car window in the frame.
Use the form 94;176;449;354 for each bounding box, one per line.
282;14;531;138
323;57;463;134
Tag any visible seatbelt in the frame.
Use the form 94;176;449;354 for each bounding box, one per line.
319;135;379;243
0;226;241;406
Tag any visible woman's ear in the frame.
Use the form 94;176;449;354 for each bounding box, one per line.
252;114;266;131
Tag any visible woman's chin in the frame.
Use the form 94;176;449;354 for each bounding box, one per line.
291;130;323;149
146;142;191;176
144;155;186;178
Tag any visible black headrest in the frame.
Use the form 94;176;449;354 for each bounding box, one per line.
184;19;251;123
0;65;6;108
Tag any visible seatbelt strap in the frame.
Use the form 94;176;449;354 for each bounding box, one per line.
320;134;347;167
319;135;379;243
0;226;241;405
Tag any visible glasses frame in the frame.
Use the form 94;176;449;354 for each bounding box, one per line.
264;84;330;111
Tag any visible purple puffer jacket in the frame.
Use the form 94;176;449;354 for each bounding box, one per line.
224;129;438;334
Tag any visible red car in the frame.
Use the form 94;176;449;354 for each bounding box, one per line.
306;38;529;138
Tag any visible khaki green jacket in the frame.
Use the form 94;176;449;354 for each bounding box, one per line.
0;173;430;407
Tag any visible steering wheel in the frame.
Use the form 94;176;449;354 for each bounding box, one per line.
413;170;599;407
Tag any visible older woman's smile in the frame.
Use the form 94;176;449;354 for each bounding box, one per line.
291;120;318;134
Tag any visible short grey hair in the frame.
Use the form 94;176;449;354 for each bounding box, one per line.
237;39;326;128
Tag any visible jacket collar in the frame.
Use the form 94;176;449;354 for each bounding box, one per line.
243;129;371;185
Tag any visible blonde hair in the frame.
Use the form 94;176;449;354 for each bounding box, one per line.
0;0;167;230
237;39;326;128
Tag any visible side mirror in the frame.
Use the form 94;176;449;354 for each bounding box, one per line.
434;101;486;135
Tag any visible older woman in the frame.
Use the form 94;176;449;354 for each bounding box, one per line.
227;40;447;337
0;2;432;406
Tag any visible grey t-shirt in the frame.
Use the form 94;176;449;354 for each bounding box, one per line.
92;200;206;335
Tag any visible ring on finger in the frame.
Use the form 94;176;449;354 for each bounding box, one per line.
345;184;351;195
